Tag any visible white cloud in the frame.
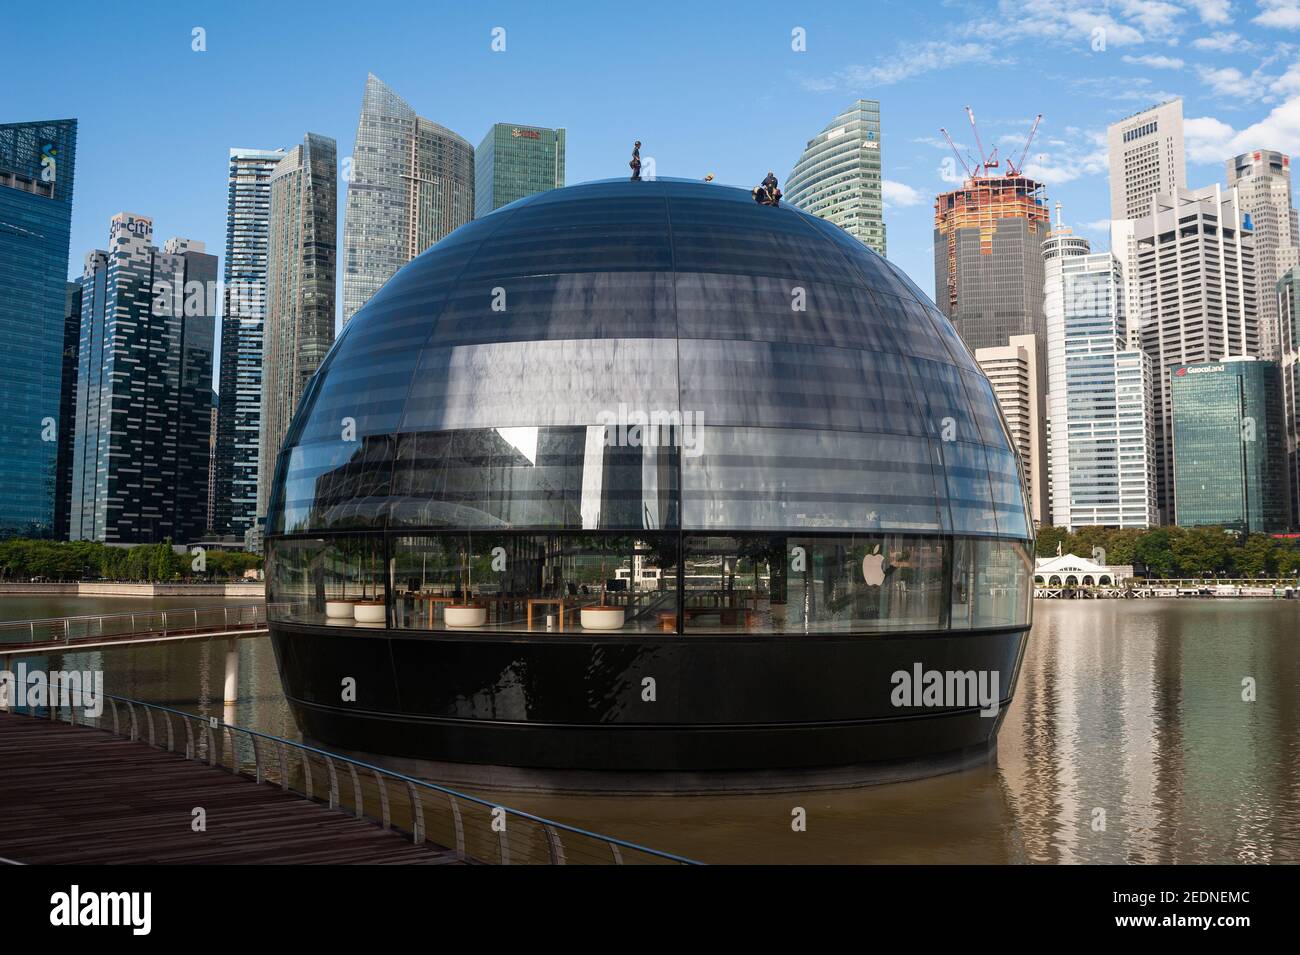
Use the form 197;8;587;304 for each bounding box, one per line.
883;180;925;208
1196;63;1271;98
1186;97;1300;162
1273;60;1300;95
1186;0;1232;25
1191;30;1255;51
1122;53;1187;68
1079;218;1115;233
1020;127;1109;185
798;41;1000;91
1116;0;1186;36
1254;1;1300;29
972;1;1147;47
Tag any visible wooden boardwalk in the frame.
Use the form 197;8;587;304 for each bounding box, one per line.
0;714;465;865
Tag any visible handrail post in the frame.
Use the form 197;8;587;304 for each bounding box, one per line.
406;782;426;845
544;825;567;865
324;754;340;809
373;771;391;829
250;732;262;784
447;794;465;857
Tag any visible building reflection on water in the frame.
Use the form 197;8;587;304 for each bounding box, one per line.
30;598;1300;864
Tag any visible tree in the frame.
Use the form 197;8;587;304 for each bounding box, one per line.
1035;525;1072;559
1235;534;1277;578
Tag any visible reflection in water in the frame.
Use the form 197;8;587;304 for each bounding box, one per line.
24;598;1300;864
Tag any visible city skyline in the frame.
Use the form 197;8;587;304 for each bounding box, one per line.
14;1;1300;353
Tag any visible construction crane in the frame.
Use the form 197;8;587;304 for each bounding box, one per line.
938;127;974;181
940;109;1044;181
965;106;1000;174
1005;113;1043;178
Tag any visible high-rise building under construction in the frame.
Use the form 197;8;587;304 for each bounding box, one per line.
933;109;1051;523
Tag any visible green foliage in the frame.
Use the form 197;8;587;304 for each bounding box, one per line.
1035;525;1300;579
0;539;261;582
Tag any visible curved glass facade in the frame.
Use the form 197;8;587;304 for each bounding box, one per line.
267;178;1032;636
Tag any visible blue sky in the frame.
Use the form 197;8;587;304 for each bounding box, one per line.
10;0;1300;338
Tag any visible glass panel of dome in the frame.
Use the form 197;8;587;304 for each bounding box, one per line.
681;534;947;635
679;428;945;532
678;339;929;436
939;440;1000;535
462;197;672;278
675;273;906;356
986;446;1032;539
398;339;681;433
386;531;679;635
433;272;677;346
387;427;678;531
906;357;982;444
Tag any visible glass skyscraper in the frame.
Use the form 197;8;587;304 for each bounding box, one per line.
341;74;473;324
1113;185;1260;523
1278;265;1300;524
0;119;77;538
786;100;885;255
54;281;81;540
71;214;217;543
254;133;337;551
214;147;284;539
474;123;565;217
1043;218;1157;530
1171;357;1288;533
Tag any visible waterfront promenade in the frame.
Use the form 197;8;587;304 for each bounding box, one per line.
0;713;464;865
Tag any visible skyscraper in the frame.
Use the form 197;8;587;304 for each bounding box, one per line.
975;334;1047;525
214;147;284;539
1227;150;1299;361
71;214;217;543
341;74;473;323
934;171;1050;519
255;134;338;550
786;100;885;255
1278;265;1300;523
0;118;77;538
1171;357;1288;534
1107;100;1186;221
1042;213;1157;530
54;281;81;540
1112;185;1259;522
475;123;565;217
933;174;1050;349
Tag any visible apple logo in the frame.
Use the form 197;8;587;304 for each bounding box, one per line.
862;545;885;586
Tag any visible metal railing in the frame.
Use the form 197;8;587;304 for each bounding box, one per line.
0;604;266;648
12;687;698;866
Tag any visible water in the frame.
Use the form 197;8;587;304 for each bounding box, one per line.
10;596;1299;864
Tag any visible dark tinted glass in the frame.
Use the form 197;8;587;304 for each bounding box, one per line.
270;177;1030;547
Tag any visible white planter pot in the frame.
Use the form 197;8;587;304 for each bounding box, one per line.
353;602;386;624
444;606;487;628
326;600;356;619
581;607;625;630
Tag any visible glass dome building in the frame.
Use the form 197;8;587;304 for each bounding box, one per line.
265;178;1033;778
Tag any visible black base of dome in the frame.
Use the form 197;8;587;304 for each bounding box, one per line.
270;623;1028;776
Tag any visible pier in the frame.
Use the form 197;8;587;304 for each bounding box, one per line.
0;713;463;865
0;689;697;866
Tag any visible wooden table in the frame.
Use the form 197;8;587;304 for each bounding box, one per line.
407;593;455;627
526;597;574;630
